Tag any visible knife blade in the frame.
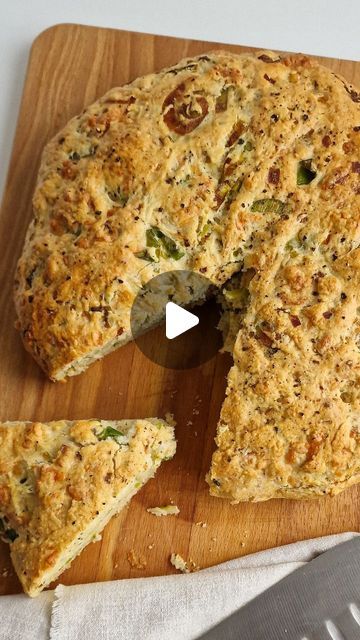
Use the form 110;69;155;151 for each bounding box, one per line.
196;537;360;640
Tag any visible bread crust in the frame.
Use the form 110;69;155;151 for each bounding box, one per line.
0;419;175;595
14;50;360;501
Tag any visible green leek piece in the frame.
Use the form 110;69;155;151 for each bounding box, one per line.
297;159;316;185
250;198;287;214
146;226;184;261
97;426;125;441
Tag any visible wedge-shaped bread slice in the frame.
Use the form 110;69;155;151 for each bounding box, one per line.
0;418;175;596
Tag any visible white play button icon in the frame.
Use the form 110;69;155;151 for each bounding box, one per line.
165;302;199;340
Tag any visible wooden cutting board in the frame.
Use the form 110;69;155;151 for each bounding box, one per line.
0;23;359;596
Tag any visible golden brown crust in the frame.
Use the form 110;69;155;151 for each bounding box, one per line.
0;419;175;595
206;53;360;502
14;50;360;502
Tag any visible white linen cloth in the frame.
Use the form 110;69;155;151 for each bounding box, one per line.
0;532;356;640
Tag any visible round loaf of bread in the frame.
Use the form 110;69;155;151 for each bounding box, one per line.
14;50;360;500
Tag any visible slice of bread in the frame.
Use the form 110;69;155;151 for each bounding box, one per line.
0;418;175;596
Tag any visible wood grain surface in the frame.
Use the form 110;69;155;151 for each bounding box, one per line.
0;23;359;596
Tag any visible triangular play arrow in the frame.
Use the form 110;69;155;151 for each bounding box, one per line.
165;302;199;340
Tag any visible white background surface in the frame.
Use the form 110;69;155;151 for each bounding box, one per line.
1;0;360;201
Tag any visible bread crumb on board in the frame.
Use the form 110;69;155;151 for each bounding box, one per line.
195;521;207;528
164;412;176;427
126;549;147;570
92;533;102;543
147;505;180;517
170;553;200;574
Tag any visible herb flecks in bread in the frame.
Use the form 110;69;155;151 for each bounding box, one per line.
14;50;360;502
0;419;175;596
